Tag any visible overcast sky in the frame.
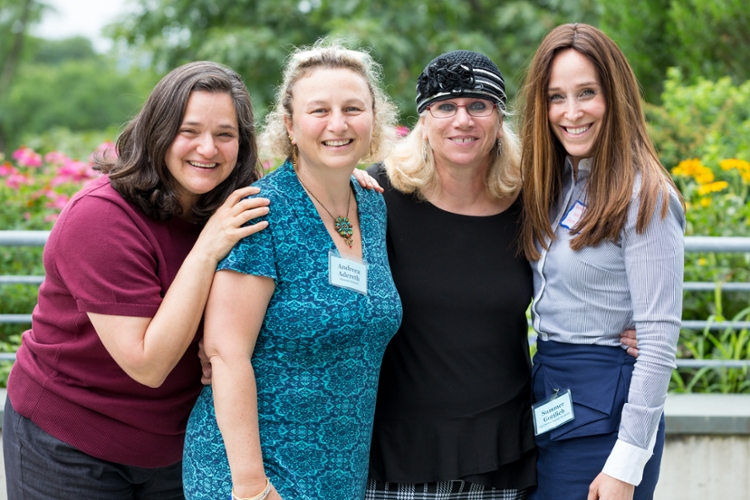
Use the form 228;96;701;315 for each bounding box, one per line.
33;0;133;52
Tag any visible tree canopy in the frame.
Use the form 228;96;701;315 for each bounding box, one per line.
2;0;749;155
111;0;601;122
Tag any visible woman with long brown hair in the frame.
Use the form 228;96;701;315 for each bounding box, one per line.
519;23;685;500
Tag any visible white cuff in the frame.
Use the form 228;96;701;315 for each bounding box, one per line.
601;432;658;486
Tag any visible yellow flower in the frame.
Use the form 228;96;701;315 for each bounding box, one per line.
695;171;715;184
672;158;714;184
698;258;707;266
697;181;729;195
700;197;711;207
720;158;750;183
672;158;702;177
719;158;750;171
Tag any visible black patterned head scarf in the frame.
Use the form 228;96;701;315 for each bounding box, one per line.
415;50;506;114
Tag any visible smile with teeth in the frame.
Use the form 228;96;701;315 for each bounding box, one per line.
565;125;591;136
188;160;218;169
451;137;477;144
323;139;353;147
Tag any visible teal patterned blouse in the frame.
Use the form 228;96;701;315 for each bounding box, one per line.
182;161;402;500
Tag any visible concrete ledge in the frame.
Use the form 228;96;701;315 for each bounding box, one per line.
664;393;750;434
1;390;747;432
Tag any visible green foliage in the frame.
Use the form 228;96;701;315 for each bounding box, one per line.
648;72;750;392
599;0;672;103
0;0;46;69
672;307;750;394
29;35;98;64
0;55;157;153
669;0;750;85
647;68;750;170
600;0;750;103
111;0;601;121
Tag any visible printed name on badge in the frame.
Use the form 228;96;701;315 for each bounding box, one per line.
329;250;368;295
532;388;575;436
560;200;587;230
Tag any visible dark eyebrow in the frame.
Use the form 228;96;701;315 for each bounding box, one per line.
548;81;600;92
182;120;238;131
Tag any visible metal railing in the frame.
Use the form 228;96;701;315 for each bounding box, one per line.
2;232;750;368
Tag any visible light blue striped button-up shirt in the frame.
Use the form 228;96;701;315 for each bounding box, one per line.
531;157;685;485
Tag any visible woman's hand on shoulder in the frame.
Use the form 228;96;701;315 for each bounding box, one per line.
352;168;383;192
588;472;634;500
197;185;270;263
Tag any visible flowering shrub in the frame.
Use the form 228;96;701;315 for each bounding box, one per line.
0;143;113;229
670;156;750;393
671;157;750;237
0;143;116;386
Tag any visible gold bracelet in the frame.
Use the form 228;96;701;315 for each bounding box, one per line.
231;478;271;500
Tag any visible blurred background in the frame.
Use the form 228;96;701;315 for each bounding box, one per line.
1;0;749;393
1;0;749;158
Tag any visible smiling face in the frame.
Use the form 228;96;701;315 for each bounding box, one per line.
547;48;607;169
422;97;501;172
284;67;374;173
164;90;239;214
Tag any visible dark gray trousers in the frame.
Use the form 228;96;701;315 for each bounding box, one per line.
3;398;185;500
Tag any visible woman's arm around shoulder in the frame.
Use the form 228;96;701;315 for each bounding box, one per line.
90;185;270;387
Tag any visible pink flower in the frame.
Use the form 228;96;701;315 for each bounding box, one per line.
90;141;117;162
5;173;31;189
52;160;99;185
0;163;17;177
44;151;71;166
44;213;59;223
12;147;42;168
24;212;31;220
395;125;410;137
45;192;70;210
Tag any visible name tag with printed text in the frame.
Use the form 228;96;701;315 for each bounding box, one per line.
329;250;368;295
532;388;575;435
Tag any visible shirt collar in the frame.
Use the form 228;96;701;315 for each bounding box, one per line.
565;156;593;172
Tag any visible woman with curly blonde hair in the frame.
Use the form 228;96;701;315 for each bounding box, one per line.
182;40;402;500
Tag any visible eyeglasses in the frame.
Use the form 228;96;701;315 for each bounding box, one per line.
427;100;497;119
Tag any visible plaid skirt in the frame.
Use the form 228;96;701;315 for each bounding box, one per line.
365;479;527;500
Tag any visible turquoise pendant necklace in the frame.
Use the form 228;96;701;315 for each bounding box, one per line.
299;178;354;248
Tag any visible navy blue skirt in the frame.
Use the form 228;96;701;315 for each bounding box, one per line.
528;341;665;500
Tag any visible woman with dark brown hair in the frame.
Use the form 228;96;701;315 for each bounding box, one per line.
519;23;685;500
3;61;269;499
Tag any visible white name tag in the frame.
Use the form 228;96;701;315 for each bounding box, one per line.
532;388;575;436
560;200;587;230
329;250;368;295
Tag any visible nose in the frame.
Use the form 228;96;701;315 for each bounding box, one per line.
327;109;348;133
564;100;583;121
453;106;474;126
196;133;217;158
